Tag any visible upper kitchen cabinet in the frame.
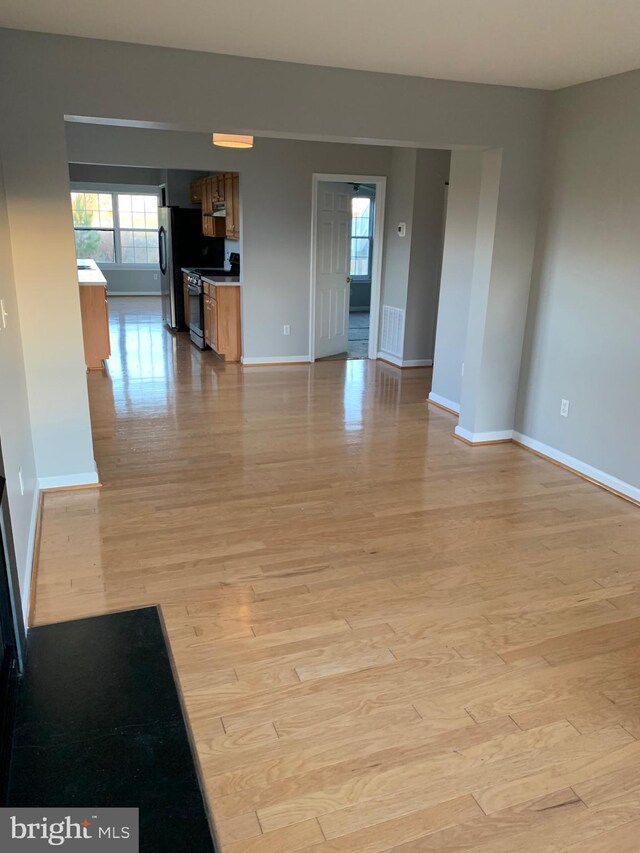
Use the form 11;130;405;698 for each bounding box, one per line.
214;174;225;204
189;178;203;204
200;177;221;238
224;173;240;241
196;173;240;241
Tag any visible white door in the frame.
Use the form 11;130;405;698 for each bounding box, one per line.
314;182;353;359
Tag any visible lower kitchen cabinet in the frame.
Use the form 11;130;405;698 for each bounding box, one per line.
183;272;190;329
79;284;110;370
203;283;241;362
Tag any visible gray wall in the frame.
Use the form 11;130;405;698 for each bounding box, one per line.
517;70;640;490
380;148;417;322
0;162;38;606
379;147;450;362
403;149;451;362
101;269;160;296
160;168;209;209
0;26;546;489
431;151;483;408
69;164;163;185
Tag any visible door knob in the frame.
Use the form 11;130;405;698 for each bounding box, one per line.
346;276;352;283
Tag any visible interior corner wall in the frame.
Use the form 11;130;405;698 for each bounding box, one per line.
0;159;38;602
516;69;640;492
402;149;451;363
379;147;418;350
429;150;483;407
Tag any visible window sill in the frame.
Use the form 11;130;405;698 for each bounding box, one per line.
97;264;159;272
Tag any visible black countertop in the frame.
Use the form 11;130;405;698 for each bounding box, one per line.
181;267;238;276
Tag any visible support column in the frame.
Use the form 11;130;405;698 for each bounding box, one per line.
0;109;97;486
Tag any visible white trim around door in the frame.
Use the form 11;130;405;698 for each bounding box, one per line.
309;174;387;362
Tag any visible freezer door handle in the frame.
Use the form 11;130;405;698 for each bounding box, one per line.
159;226;167;275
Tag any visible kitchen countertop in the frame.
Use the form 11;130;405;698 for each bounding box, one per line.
181;267;241;286
77;259;107;286
201;275;241;286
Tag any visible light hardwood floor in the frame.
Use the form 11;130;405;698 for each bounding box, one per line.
35;296;640;851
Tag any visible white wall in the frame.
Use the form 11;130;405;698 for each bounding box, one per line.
0;27;547;486
516;70;640;494
0;162;38;608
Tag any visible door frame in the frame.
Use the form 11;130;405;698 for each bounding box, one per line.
309;174;387;362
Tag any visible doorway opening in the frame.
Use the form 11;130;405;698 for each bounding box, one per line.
310;174;386;362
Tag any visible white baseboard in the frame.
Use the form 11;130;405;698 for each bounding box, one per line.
377;352;433;368
242;355;311;365
377;351;403;367
21;486;41;625
38;471;101;490
513;431;640;504
428;392;460;414
454;425;514;444
107;291;161;297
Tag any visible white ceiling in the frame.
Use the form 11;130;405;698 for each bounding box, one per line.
1;0;639;90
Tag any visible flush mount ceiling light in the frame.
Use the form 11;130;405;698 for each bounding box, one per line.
212;133;254;149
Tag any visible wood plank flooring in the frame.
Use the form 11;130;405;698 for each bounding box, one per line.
34;296;640;851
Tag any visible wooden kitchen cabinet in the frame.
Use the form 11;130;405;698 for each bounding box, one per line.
183;272;190;328
197;172;240;241
203;282;241;362
79;285;110;370
201;177;213;237
214;174;225;204
203;292;217;351
201;175;227;238
224;172;240;240
190;178;203;204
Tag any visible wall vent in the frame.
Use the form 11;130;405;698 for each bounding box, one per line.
380;305;405;358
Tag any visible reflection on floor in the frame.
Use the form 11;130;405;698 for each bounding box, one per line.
33;295;640;853
318;310;370;361
348;310;370;358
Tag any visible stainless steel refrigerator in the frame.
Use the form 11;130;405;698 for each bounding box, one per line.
159;207;224;331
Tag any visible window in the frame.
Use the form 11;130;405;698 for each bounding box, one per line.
350;195;374;280
71;190;159;266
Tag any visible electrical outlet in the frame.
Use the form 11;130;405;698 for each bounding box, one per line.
18;468;24;496
461;362;464;377
560;399;570;417
153;273;158;280
283;324;291;336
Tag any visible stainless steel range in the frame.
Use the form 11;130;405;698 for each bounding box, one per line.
187;272;205;349
186;254;240;350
